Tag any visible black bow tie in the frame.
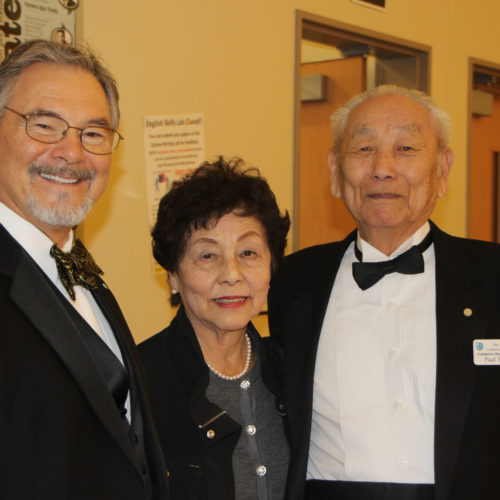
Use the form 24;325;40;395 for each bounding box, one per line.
50;239;104;300
352;232;432;290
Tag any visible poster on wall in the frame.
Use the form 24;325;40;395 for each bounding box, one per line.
143;113;205;267
0;0;77;62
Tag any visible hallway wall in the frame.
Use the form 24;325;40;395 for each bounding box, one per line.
77;0;500;341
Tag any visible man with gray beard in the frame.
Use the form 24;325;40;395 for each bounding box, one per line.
0;40;168;499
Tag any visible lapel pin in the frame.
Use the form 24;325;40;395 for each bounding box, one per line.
463;307;473;317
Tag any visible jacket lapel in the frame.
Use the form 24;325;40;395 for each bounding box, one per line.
167;308;242;447
8;248;140;471
92;284;136;349
287;234;355;397
279;233;355;469
432;224;485;500
91;280;169;493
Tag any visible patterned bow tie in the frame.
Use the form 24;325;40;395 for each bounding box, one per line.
352;231;433;290
50;239;104;301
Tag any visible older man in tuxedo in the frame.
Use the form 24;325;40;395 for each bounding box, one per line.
0;40;167;499
269;85;500;500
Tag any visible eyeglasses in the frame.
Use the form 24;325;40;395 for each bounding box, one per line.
4;106;123;155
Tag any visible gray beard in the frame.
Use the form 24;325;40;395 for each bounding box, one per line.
26;190;94;227
27;164;95;228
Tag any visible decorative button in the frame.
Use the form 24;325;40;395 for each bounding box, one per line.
393;401;403;410
275;400;286;416
256;465;267;476
388;301;396;309
463;308;473;317
246;424;256;436
240;379;251;391
206;429;215;439
389;348;399;358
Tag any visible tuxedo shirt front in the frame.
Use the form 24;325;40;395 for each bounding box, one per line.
308;223;436;483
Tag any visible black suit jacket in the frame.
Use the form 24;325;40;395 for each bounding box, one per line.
268;222;500;500
0;224;168;500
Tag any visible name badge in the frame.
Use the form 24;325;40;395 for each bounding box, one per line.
473;339;500;365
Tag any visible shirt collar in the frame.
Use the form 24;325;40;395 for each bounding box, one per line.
0;202;73;283
356;221;431;263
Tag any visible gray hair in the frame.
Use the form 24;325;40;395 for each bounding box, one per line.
0;39;119;128
330;84;451;154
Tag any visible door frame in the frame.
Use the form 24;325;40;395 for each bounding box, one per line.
467;57;500;237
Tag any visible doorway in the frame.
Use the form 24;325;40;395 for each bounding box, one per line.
294;11;431;249
468;59;500;242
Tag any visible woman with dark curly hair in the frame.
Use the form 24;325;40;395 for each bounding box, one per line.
139;157;291;500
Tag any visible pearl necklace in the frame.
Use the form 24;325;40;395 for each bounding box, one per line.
206;333;252;380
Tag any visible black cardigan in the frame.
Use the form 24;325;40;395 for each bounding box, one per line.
138;306;287;500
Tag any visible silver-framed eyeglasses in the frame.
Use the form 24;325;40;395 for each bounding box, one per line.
4;106;123;155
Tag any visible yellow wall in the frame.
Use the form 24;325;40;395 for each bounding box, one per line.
78;0;500;342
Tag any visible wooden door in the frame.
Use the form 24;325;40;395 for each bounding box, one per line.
298;56;366;249
469;95;500;241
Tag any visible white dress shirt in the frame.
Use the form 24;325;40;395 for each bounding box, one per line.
307;222;436;484
0;202;131;419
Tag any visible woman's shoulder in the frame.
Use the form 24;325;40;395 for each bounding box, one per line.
138;307;190;357
246;323;283;365
137;332;175;387
137;316;202;402
259;335;284;360
138;309;207;385
138;324;171;358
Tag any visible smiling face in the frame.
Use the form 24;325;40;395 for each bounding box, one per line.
0;63;113;246
170;211;272;340
329;94;453;252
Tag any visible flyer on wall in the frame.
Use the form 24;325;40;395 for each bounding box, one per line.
0;0;77;62
143;113;205;268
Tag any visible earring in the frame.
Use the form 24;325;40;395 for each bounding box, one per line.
171;289;178;295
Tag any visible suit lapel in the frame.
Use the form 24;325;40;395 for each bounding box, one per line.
283;234;355;463
92;283;170;490
8;247;140;471
91;285;147;439
286;233;355;383
432;225;485;500
92;284;136;349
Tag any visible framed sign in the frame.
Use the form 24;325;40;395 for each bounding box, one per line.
352;0;386;10
0;0;77;61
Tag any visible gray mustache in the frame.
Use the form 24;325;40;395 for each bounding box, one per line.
29;164;95;181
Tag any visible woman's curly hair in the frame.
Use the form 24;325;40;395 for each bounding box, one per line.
152;157;290;306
